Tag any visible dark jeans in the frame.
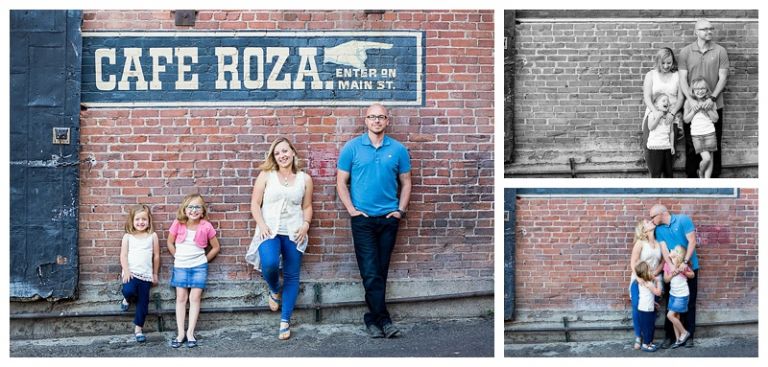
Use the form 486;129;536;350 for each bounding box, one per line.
664;269;698;341
121;277;152;327
350;215;400;328
259;234;303;323
684;108;723;178
638;310;657;345
646;149;673;178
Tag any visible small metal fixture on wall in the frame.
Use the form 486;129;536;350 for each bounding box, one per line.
174;10;197;26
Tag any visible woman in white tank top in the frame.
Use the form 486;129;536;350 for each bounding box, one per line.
246;137;314;340
641;47;685;177
628;219;663;349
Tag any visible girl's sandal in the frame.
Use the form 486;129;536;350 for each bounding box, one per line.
278;323;291;340
268;293;282;312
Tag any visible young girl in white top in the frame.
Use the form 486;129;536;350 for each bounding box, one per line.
246;137;314;340
645;93;676;178
119;204;160;343
635;261;663;352
683;77;720;178
664;245;695;348
629;219;663;350
167;193;221;348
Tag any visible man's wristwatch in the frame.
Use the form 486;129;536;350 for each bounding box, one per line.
710;95;717;102
396;209;406;218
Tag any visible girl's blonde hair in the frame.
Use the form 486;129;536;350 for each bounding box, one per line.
176;193;208;223
124;204;154;234
635;261;654;282
671;245;687;266
258;137;303;173
690;77;712;100
634;220;649;242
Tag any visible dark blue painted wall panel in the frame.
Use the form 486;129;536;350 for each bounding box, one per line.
10;10;82;300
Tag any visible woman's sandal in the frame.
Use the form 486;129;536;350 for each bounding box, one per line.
278;323;291;340
268;293;282;312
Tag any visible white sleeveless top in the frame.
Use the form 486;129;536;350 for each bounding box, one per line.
126;233;154;281
646;112;673;150
245;171;308;271
630;240;663;292
649;70;680;107
642;70;680;137
691;106;716;136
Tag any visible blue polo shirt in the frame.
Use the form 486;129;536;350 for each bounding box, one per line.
654;214;699;270
337;133;411;216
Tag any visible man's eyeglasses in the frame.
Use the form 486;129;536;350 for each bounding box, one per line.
697;27;714;32
187;205;203;211
366;115;388;121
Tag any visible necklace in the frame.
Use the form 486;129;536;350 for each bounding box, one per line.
278;172;292;186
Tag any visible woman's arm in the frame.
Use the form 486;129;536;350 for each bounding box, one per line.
629;241;642;273
250;171;272;239
294;174;314;244
682;100;696;123
670;87;685;116
642;71;658;113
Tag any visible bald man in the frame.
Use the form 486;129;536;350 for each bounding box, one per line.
337;103;412;339
679;18;729;178
650;204;699;348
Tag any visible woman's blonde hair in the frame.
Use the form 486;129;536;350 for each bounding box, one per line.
124;204;154;234
635;261;654;282
176;193;208;224
634;220;648;242
258;137;302;173
654;47;678;73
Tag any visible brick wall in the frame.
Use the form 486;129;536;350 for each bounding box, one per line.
78;10;494;284
511;189;758;313
506;10;758;176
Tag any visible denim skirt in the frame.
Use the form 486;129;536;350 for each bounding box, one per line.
170;263;208;289
668;295;689;313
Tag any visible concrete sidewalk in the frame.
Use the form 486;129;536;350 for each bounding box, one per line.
505;336;758;357
10;317;493;358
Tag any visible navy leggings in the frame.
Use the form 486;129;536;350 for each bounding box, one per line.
121;277;152;327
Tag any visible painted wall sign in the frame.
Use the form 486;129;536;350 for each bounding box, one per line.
516;188;738;198
81;31;425;107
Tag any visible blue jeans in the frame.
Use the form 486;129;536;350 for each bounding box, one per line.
259;235;303;322
630;280;641;339
350;215;400;328
122;277;152;327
